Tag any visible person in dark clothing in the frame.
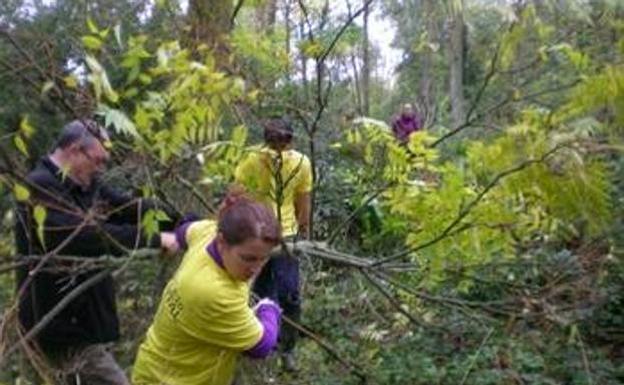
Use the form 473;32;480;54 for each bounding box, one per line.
14;119;179;385
391;103;423;143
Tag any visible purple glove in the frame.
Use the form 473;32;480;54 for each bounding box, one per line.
245;298;282;359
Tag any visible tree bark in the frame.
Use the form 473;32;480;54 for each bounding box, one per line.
350;52;363;113
285;0;292;81
256;0;278;32
187;0;233;63
299;16;309;103
361;1;371;116
420;0;436;116
448;0;465;128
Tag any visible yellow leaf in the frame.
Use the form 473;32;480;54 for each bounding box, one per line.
87;17;99;34
14;136;28;156
19;116;35;138
123;87;139;98
41;80;54;95
63;75;78;88
82;35;103;51
98;27;110;39
34;205;47;245
14;183;30;202
138;74;152;85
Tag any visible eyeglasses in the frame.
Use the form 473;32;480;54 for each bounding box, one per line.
82;120;113;149
79;145;108;166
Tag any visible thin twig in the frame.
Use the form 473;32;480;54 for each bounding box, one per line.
459;327;495;385
251;293;368;381
1;269;112;365
230;0;246;28
360;268;430;329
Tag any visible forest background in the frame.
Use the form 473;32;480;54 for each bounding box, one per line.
0;0;623;384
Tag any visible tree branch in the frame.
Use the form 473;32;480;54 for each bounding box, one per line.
230;0;246;28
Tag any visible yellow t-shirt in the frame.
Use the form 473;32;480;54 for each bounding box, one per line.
132;220;263;385
234;147;313;236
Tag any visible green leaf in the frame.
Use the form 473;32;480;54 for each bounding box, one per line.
86;17;99;34
14;136;28;156
154;209;171;222
85;55;119;102
19;116;35;138
82;35;103;51
102;78;119;103
299;40;323;58
63;75;78;89
123;87;139;98
41;80;54;96
97;105;140;138
13;183;30;202
33;205;47;246
141;210;159;240
98;27;110;39
138;74;152;85
114;24;123;49
231;125;248;146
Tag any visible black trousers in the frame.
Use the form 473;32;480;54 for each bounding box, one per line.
252;250;301;353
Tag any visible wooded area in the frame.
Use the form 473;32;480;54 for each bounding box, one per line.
0;0;623;384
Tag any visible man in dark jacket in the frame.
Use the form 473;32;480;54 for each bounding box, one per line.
14;119;179;385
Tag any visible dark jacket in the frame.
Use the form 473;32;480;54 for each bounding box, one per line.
14;157;175;350
391;113;423;142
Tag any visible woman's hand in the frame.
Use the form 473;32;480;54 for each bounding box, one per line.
160;231;180;255
253;298;282;314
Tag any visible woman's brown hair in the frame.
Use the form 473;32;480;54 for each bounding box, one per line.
218;192;281;246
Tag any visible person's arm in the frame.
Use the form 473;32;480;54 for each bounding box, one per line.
294;155;313;239
174;219;215;251
294;192;311;239
181;288;279;356
99;185;179;231
22;174;160;257
245;299;282;359
391;118;400;138
36;202;160;256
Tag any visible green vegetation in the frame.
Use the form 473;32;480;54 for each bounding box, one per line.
1;0;623;384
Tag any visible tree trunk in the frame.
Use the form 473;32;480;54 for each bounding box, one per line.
448;0;465;128
420;0;436;117
361;1;371;116
299;17;309;103
285;0;292;81
350;52;363;114
188;0;233;63
256;0;278;32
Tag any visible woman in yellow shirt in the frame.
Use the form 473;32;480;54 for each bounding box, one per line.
132;194;282;385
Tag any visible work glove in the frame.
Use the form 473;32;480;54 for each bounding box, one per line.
253;298;282;314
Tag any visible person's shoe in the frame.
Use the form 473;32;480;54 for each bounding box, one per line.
281;352;298;372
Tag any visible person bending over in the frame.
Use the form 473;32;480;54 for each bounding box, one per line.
132;193;282;385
